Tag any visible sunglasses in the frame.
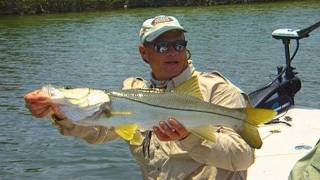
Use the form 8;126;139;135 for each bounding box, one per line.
146;40;188;54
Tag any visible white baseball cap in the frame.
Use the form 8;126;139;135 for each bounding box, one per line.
139;15;186;43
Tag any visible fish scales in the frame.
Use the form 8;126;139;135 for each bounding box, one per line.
107;89;246;122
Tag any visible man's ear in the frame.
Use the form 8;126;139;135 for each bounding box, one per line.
139;44;149;64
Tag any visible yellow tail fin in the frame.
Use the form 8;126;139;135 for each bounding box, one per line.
239;124;264;149
188;108;275;149
240;108;276;149
114;123;142;145
245;108;277;126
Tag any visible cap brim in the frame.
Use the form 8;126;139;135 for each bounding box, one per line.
145;26;186;42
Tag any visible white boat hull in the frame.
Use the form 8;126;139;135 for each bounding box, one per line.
248;107;320;180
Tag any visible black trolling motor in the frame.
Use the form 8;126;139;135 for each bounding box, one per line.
249;20;320;114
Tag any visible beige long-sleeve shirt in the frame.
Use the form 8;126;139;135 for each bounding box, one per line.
54;61;254;180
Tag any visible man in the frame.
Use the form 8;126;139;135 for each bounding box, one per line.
24;15;254;179
288;139;320;180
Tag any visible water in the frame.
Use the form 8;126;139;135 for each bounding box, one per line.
1;1;320;179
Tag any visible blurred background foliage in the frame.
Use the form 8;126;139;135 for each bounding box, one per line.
0;0;286;15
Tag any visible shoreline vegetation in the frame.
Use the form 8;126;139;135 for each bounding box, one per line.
0;0;298;15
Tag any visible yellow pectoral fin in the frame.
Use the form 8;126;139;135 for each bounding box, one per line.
114;123;138;141
190;125;216;143
129;131;143;145
238;123;263;149
244;108;277;126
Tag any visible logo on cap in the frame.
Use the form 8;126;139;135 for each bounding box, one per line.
151;16;173;26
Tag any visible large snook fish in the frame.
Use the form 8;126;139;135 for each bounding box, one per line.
41;85;276;149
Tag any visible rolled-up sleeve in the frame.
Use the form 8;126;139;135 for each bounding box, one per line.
177;127;255;171
52;118;119;144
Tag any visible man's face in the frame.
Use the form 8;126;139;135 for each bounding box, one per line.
140;30;188;80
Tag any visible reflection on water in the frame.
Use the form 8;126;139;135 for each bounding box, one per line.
0;1;320;179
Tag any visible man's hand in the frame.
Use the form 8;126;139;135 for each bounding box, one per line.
153;117;190;141
24;89;64;119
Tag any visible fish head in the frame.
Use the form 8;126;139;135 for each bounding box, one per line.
41;85;113;121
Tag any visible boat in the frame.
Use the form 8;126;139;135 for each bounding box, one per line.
247;21;320;179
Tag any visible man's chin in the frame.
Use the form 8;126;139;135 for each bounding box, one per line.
164;62;182;72
164;71;182;80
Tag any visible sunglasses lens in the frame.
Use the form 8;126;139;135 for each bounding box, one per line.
155;42;169;53
153;40;187;53
174;40;187;52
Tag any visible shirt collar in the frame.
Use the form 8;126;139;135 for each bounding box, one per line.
149;60;195;90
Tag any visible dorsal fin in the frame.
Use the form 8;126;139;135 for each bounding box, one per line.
173;75;203;100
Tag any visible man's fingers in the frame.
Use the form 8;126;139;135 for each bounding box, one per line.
26;101;49;109
159;121;180;139
29;104;51;118
24;90;49;103
25;96;50;104
168;118;184;131
168;117;190;140
153;118;191;141
153;126;171;141
168;118;186;132
35;106;54;118
26;102;52;116
51;105;66;119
